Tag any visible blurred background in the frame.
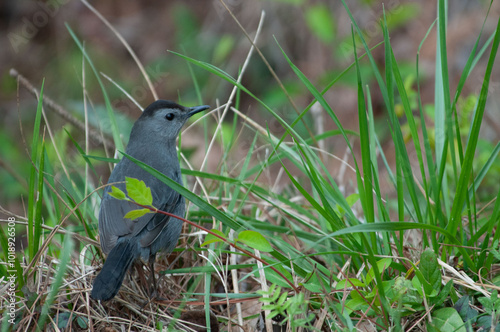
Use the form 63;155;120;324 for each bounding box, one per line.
1;0;499;212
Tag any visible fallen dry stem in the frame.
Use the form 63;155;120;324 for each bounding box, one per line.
9;68;114;148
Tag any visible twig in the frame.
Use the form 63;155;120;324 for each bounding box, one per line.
195;10;265;176
229;229;244;330
133;201;299;293
255;249;273;332
9;68;114;148
0;218;98;247
23;183;110;278
219;0;318;146
80;0;158;100
0;158;28;189
100;72;144;111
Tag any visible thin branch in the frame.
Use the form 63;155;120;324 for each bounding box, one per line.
219;0;318;145
80;0;159;100
9;68;114;148
132;201;299;292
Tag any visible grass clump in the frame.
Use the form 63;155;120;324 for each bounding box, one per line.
1;1;500;331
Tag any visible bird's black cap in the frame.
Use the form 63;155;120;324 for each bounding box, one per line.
142;100;184;117
141;100;209;118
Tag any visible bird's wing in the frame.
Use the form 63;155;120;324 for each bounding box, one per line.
98;190;145;254
99;179;182;253
98;158;183;253
139;194;182;248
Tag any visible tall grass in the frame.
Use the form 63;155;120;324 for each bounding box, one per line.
1;0;499;331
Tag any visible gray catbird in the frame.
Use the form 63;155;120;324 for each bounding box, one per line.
91;100;209;301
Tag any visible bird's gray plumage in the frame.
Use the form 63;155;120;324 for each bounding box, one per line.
91;100;209;301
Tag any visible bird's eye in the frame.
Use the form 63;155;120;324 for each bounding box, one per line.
165;113;175;121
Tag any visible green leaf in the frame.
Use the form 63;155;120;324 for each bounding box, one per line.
213;34;235;64
344;297;367;315
305;4;336;43
255;265;293;288
124;208;152;220
454;296;478;324
201;229;226;247
76;316;89;329
125;177;153;206
27;79;45;261
276;292;288;306
448;16;500;260
123;152;243;230
392;277;421;304
236;230;272;252
261;304;278;311
431;279;453;307
56;312;70;329
346;193;360;207
420;248;442;294
365;258;392;285
38;236;74;330
258;284;279;299
108;186;128;201
302;282;322;293
301;273;331;293
413;269;435;298
427;308;466;332
335;278;366;289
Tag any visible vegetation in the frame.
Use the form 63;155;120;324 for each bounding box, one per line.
1;0;499;331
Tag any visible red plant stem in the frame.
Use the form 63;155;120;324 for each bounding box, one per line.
135;203;298;292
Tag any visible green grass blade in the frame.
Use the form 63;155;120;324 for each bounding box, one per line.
381;17;425;226
483;185;500;269
416;20;441;235
275;40;357;162
352;27;374;227
437;0;457;180
245;129;358;177
339;0;390;110
329;222;474;269
27;80;45;262
66;24;124;152
448;15;500;251
33;143;45;260
230;132;259;216
468;142;500;202
122;152;243;230
37;235;74;331
65;129;99;179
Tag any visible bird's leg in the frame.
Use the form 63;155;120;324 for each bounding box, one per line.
137;261;156;308
147;255;170;302
148;254;158;299
135;261;148;288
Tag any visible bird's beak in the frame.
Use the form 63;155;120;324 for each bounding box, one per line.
187;105;210;118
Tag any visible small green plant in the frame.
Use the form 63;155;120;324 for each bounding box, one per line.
412;249;454;309
110;175;274;253
2;0;500;330
454;292;500;331
258;284;315;330
477;290;500;331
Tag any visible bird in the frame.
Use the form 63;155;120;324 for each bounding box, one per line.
91;100;209;301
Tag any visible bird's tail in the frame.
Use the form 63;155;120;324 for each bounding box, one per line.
91;240;136;301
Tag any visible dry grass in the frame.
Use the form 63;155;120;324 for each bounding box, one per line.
2;1;499;331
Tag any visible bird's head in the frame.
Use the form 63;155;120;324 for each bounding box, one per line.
129;100;209;143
